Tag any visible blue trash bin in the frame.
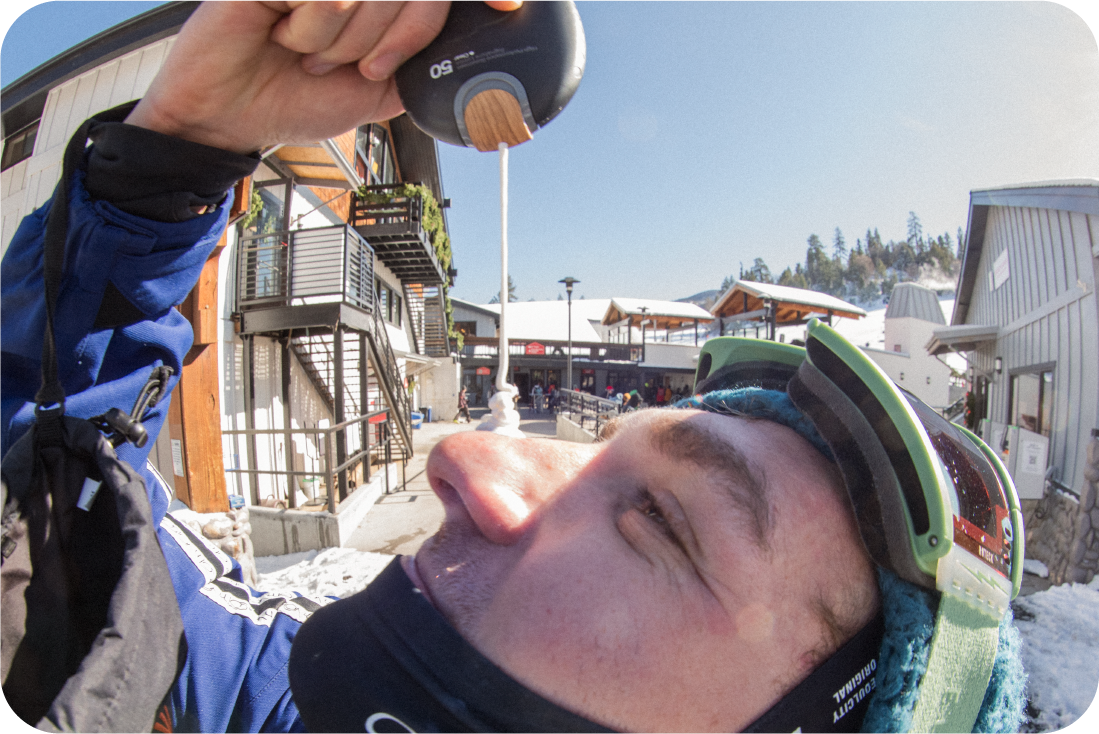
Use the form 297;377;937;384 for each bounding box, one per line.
411;412;424;429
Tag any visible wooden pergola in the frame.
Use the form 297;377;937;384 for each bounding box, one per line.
710;281;866;340
601;298;715;347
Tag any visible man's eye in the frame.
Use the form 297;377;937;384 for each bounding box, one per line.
640;493;676;538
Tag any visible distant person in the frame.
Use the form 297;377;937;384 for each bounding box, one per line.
531;382;544;414
454;387;471;424
605;385;614;399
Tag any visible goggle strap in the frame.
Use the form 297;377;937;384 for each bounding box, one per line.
789;362;935;591
743;612;885;733
909;593;1000;733
695;360;801;395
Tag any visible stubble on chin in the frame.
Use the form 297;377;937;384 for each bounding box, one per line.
416;519;499;642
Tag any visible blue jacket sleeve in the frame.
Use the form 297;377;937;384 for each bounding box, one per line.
1;166;326;732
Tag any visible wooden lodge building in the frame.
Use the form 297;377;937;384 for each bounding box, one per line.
2;3;458;551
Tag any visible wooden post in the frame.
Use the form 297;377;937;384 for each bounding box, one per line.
175;240;230;513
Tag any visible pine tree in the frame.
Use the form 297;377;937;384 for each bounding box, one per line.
833;227;847;260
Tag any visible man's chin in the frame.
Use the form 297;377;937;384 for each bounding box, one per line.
404;523;499;640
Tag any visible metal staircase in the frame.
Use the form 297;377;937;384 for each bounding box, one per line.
423;286;450;357
288;319;412;463
404;283;450;357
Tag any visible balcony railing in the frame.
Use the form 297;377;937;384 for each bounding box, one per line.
223;409;401;513
461;336;638;362
236;225;374;312
348;184;445;285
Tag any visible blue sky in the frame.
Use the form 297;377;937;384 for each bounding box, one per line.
3;1;1098;304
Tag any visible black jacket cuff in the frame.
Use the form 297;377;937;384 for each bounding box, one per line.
84;102;261;223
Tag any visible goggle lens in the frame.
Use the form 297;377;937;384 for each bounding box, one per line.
903;391;1014;580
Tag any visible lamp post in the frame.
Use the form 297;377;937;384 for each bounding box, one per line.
559;277;579;391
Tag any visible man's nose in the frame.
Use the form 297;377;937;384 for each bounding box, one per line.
425;431;597;544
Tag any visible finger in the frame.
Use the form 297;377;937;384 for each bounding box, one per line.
299;1;408;76
485;1;523;9
358;1;451;81
269;1;360;55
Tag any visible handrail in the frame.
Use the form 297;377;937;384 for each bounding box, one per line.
223;408;397;513
557;388;622;439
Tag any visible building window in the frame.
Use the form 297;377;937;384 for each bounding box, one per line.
2;121;39;171
454;320;477;338
1009;369;1054;437
357;123;397;186
375;278;401;325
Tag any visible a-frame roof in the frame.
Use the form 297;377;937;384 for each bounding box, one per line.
710;280;866;323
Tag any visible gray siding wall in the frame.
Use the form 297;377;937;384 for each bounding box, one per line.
966;205;1099;493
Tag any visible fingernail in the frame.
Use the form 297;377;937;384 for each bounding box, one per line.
366;52;403;81
304;58;337;76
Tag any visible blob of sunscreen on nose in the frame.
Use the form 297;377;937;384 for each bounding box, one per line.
736;603;775;642
495;486;531;529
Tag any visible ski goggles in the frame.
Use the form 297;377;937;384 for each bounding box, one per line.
694;318;1024;732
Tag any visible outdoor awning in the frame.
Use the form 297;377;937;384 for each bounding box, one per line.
925;324;1000;355
267;131;361;190
395;350;442;377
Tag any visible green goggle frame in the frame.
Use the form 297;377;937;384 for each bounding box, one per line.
694;319;1024;733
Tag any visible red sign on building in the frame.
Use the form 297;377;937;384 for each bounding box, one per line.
525;342;546;355
475;367;491;375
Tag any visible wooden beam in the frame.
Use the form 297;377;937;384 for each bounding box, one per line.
174;234;230;513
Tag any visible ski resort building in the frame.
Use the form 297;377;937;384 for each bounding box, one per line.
2;3;457;552
927;180;1099;584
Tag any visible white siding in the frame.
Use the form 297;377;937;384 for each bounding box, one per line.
967;203;1099;493
1;37;176;259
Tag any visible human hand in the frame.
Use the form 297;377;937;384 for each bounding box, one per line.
125;1;522;154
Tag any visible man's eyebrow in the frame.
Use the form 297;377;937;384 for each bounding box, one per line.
648;418;772;552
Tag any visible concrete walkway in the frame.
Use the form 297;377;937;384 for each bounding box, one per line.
343;406;558;556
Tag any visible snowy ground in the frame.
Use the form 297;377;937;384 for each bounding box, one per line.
255;547;393;598
257;548;1099;733
1013;571;1099;732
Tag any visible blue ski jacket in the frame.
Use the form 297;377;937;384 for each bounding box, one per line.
1;166;326;732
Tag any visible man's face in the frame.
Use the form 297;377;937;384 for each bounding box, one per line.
402;408;879;732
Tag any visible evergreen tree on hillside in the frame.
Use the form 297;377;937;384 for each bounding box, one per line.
739;257;773;284
833;228;847;260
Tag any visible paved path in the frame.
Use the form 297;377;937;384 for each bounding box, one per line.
343;406;558;556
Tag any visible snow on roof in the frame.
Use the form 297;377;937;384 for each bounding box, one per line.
712;280;868;319
479;299;611;342
602;298;714;323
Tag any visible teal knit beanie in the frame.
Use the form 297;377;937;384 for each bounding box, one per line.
675;388;1027;733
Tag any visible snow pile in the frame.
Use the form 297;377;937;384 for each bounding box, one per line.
1023;559;1050;579
255;547;392;599
1014;576;1099;731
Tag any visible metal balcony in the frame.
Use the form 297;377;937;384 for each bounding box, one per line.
235;224;375;334
349;184;446;286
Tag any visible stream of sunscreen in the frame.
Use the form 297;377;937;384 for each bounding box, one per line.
475;143;525;437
